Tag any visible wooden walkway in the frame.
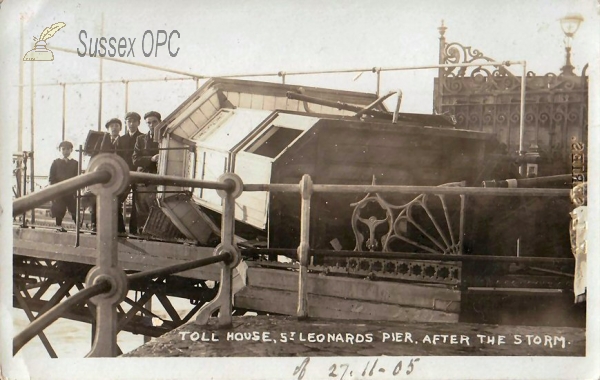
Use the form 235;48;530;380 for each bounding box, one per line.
123;316;585;357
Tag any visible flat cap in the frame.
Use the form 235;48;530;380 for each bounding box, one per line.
58;141;73;149
144;111;162;121
105;118;123;129
125;111;141;121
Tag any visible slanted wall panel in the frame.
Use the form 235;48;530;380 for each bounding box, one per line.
234;152;272;229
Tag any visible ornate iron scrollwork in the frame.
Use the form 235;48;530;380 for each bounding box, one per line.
351;182;464;255
332;181;466;285
436;26;587;168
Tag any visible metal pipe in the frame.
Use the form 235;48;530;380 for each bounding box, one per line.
29;152;35;224
243;183;569;197
392;89;403;124
519;62;527;174
216;60;526;79
13;280;111;355
129;172;234;190
61;84;66;141
124;81;129;113
218;179;236;327
91;146;191;153
50;45;207;79
459;193;466;255
243;248;574;264
21;153;28;226
315;250;573;263
354;91;397;118
13;171;111;216
97;14;103;131
287;91;453;125
127;253;230;282
482;174;572;189
30;62;35;224
75;145;83;247
297;175;312;319
16;76;195;87
46;48;523;81
14;231;232;355
86;153;128;357
18;16;24;152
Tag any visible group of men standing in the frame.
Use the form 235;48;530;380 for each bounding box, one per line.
91;110;162;234
49;110;163;234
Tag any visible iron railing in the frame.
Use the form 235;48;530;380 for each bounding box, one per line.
12;144;196;246
13;153;242;357
13;153;573;357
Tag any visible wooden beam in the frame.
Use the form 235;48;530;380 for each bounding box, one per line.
235;287;458;323
245;267;460;312
13;228;220;281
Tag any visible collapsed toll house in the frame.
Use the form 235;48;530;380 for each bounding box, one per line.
77;78;576;324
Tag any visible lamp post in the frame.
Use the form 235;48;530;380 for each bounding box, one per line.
560;13;584;76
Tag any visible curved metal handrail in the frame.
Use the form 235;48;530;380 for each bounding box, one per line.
13;154;242;358
127;252;231;282
129;172;235;190
13;171;111;216
13;252;233;355
13;280;111;355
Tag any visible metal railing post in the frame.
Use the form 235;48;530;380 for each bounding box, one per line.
124;80;129;112
21;152;28;227
195;173;243;327
374;67;381;97
61;83;66;141
85;154;129;357
75;145;83;247
29;151;35;224
297;174;313;319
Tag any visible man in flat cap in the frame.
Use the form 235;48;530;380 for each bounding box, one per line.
96;118;127;159
133;111;162;232
120;111;144;234
90;118;127;233
49;141;78;232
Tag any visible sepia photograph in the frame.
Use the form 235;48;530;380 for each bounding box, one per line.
0;0;598;379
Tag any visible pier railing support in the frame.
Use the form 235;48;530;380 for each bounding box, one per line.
297;174;313;319
85;154;130;357
195;173;243;327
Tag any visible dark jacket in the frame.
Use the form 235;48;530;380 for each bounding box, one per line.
120;130;143;171
49;157;78;197
132;132;159;173
93;133;128;162
49;158;78;185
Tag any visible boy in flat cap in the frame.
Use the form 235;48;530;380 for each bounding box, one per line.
90;118;127;233
49;141;78;232
133;111;162;231
120;111;144;234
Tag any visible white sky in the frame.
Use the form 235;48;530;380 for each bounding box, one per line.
0;0;598;177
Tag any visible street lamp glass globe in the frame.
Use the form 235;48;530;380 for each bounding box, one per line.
560;14;584;37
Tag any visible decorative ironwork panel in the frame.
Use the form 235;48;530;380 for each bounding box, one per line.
351;182;464;255
313;258;461;286
319;181;466;285
434;24;588;174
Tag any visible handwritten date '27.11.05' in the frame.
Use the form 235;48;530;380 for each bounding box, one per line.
293;357;421;380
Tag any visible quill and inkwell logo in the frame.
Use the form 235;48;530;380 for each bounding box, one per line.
23;22;66;61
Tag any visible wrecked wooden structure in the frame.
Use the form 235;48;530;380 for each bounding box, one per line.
121;78;575;324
